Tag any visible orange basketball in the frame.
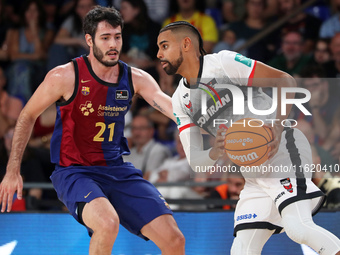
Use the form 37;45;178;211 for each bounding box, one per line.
224;118;273;166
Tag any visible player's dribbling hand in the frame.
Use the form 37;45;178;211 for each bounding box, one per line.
267;123;284;160
209;128;226;160
0;172;23;212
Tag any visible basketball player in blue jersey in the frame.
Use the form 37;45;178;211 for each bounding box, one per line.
0;6;185;255
157;21;340;255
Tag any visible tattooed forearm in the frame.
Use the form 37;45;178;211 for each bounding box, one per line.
153;100;164;112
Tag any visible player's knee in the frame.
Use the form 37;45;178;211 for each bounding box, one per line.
231;236;261;255
170;231;186;250
163;230;185;252
231;237;243;255
282;215;308;244
95;214;120;237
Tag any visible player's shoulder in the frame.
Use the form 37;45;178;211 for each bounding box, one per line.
129;66;156;94
204;50;238;61
130;66;154;83
46;62;75;85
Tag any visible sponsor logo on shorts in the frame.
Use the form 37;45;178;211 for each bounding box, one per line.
274;191;285;203
115;90;129;100
318;247;326;254
227;152;259;163
159;195;171;210
236;213;257;221
84;191;92;198
280;178;293;193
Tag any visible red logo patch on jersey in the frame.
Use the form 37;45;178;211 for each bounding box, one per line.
280;178;293;193
185;100;193;112
82;86;90;96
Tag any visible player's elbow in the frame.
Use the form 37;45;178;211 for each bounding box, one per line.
279;72;297;88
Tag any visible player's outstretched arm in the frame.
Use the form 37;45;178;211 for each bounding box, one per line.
131;67;176;122
251;62;297;159
0;63;74;213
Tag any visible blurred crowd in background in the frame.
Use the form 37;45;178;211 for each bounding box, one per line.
0;0;339;212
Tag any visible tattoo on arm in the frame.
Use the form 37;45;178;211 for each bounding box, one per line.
153;100;164;112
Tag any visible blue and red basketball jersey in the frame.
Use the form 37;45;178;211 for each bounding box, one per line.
50;56;134;167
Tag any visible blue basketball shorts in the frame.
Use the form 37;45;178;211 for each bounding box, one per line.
50;162;173;240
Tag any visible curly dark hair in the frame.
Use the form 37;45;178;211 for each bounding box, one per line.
83;5;123;39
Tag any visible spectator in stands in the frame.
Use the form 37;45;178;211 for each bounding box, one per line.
123;115;171;179
153;142;208;213
0;0;11;68
113;0;170;25
311;38;331;65
150;132;197;210
226;0;271;62
268;31;311;76
0;67;10;137
119;0;160;79
3;0;21;26
322;106;340;162
28;104;56;179
222;0;278;23
149;132;191;184
163;0;218;53
323;33;340;78
0;67;22;127
47;0;95;70
43;0;79;31
6;0;54;106
295;119;337;173
308;143;340;210
207;170;245;210
0;128;46;210
297;66;340;145
212;27;247;55
319;0;340;39
277;0;321;53
222;0;246;23
295;120;340;210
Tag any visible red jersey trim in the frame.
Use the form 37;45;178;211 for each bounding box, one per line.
247;60;257;87
179;123;196;133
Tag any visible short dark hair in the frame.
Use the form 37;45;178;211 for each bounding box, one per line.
160;21;206;56
83;6;124;39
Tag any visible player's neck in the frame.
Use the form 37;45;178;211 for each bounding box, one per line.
87;54;120;83
180;56;201;86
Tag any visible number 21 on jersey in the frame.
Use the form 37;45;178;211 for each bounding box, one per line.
93;122;115;142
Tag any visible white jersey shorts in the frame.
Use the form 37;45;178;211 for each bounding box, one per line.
234;127;325;236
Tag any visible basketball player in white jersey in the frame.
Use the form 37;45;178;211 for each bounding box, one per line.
157;21;340;255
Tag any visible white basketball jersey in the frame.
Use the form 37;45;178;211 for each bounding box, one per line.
172;50;276;136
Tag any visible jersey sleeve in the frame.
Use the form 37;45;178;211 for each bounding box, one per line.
217;50;257;86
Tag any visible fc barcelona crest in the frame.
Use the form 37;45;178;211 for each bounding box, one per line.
82;86;90;96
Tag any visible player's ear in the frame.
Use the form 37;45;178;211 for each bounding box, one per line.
182;37;192;52
85;34;93;47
